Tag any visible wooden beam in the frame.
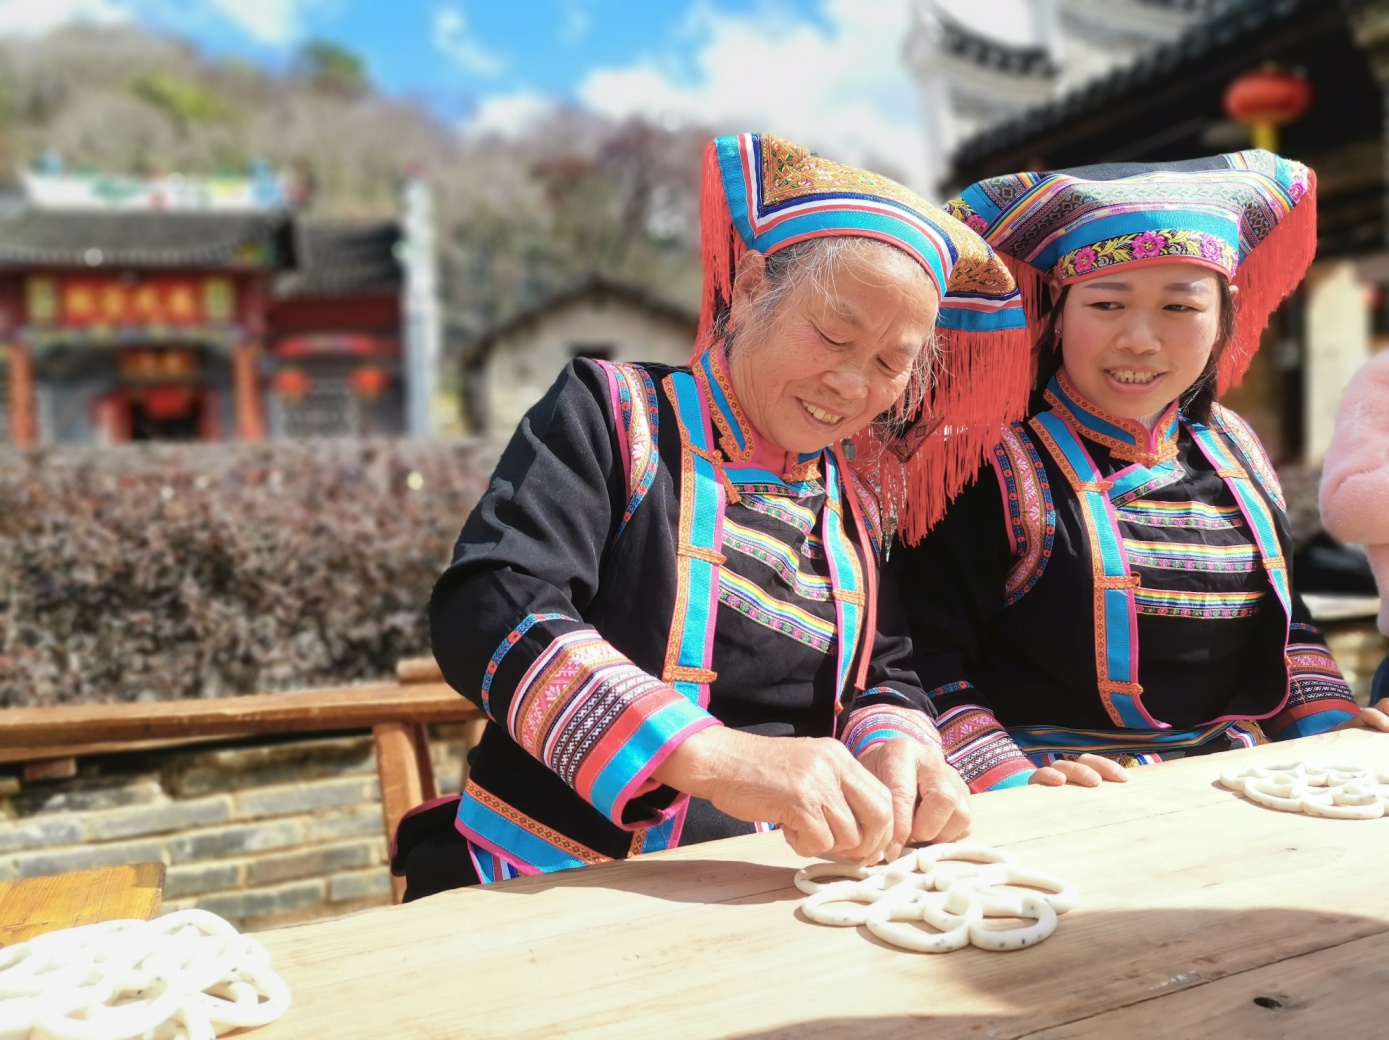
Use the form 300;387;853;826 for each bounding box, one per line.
0;682;481;748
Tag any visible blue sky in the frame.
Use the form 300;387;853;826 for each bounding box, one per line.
0;0;1034;190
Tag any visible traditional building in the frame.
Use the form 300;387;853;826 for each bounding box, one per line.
461;273;696;437
944;0;1389;466
0;168;438;446
906;0;1233;199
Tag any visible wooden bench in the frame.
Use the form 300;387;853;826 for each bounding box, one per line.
0;658;483;903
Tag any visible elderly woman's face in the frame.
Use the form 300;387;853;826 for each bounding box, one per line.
727;246;939;455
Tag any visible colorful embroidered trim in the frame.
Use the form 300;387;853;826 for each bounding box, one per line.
992;421;1055;606
819;449;868;709
1030;409;1151;729
1264;636;1357;738
1132;587;1265;618
721;517;832;601
1124;539;1259;574
1211;404;1287;510
1009;719;1233;756
456;781;611;875
1108;458;1186;507
481;612;577;717
718;568;836;654
845;468;884;557
468;841;523;885
1056;229;1239;282
1116;499;1245;530
935;705;1034;793
927;680;974;699
741;493;817;537
697;347;756;464
598;360;661;542
1187;422;1292;620
663;371;725;708
1044;371;1179;466
841;701;942;757
506;629;715;824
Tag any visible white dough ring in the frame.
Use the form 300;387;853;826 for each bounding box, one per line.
967;892;1058;952
793;862;877;896
796;842;1075;954
865;890;979;954
0;908;291;1040
1220;760;1389;820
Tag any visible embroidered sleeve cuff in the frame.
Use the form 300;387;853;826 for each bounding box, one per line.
506;628;718;829
1265;639;1359;739
937;705;1035;793
841;701;941;758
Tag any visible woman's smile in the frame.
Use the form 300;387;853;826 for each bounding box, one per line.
800;399;848;428
1104;367;1165;392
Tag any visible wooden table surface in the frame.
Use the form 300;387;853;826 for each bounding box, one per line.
252;730;1389;1039
0;863;166;946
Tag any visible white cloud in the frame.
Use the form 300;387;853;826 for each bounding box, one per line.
434;5;506;77
573;0;929;190
0;0;130;36
205;0;305;45
461;89;559;138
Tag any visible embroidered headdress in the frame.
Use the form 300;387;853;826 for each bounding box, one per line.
947;150;1316;395
698;133;1030;542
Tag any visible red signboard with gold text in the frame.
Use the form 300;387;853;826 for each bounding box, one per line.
25;276;236;328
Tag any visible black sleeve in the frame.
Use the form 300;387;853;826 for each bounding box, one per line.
428;359;716;828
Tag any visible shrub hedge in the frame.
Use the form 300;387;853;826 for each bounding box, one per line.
0;438;500;707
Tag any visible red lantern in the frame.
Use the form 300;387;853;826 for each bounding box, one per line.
272;368;313;399
349;365;389;399
1222;65;1312;152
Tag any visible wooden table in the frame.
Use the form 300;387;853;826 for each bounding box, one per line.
251;730;1389;1039
0;863;166;946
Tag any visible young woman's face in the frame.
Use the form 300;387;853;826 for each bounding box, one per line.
727;245;938;455
1060;262;1227;420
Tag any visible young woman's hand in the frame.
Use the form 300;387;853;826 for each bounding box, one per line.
1027;753;1129;787
1334;698;1389;732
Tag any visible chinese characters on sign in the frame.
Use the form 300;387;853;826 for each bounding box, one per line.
24;277;237;328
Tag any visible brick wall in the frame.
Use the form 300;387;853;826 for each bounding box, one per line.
0;726;470;930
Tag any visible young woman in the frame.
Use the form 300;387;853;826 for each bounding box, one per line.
393;133;1030;896
895;151;1379;794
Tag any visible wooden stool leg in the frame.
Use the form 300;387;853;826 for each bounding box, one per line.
374;722;438;904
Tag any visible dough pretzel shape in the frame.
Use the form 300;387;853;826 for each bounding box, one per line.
796;843;1074;953
0;908;291;1040
1219;760;1389;820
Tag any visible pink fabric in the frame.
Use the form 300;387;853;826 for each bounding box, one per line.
1320;350;1389;634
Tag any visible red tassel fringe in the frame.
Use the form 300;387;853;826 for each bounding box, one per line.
1222;172;1318;394
854;323;1033;545
693;142;744;364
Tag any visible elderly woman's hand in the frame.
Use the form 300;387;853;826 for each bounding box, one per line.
855;738;971;861
653;727;895;863
1334;698;1389;732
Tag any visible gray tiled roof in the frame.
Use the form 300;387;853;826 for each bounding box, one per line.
954;0;1296;168
0;208;293;268
274;220;401;298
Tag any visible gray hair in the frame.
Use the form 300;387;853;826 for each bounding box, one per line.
719;237;939;427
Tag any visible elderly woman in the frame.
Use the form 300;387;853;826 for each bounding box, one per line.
392;133;1030;896
894;151;1375;794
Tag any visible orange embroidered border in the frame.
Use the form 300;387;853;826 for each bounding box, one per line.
468;782;611;866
